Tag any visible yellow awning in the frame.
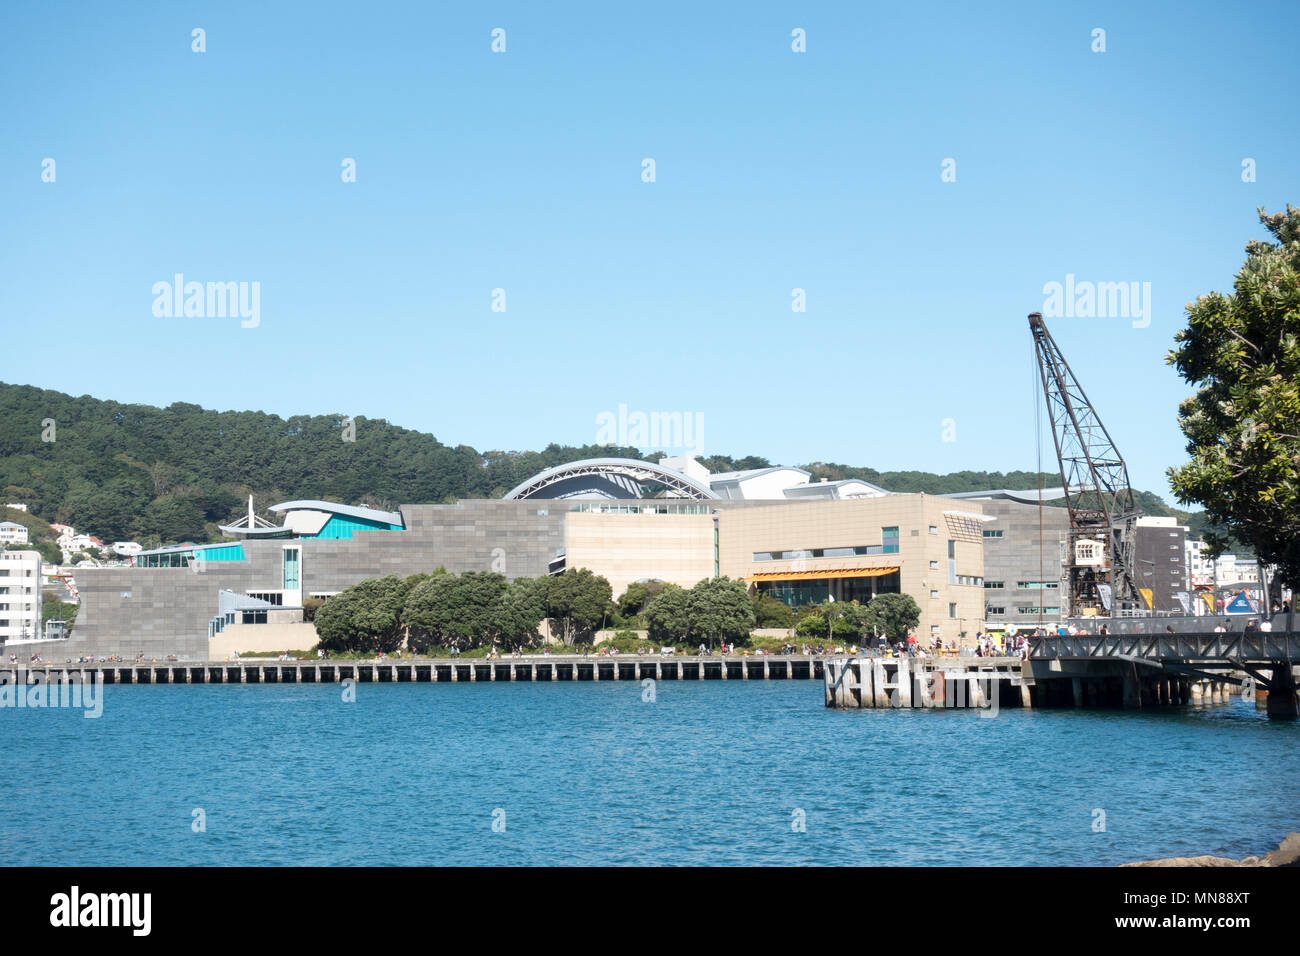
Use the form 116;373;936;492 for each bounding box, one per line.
745;567;900;583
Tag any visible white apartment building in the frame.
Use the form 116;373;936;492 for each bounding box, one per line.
0;521;30;546
1215;554;1261;587
3;503;28;513
1185;539;1214;588
0;550;43;643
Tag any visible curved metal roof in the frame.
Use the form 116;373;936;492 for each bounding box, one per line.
269;500;404;526
503;458;719;501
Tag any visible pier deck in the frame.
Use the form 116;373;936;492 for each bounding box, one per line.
1;655;833;685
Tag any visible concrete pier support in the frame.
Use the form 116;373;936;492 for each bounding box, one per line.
860;659;875;707
917;667;933;708
1071;678;1084;709
896;659;912;707
835;662;854;708
1190;681;1203;705
1122;668;1142;709
1020;683;1033;708
1266;665;1298;720
967;674;987;709
873;660;889;708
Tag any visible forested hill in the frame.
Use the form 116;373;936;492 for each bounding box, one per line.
0;382;1199;549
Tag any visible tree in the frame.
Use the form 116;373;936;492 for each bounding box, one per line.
617;580;670;618
494;576;549;648
404;570;506;652
1168;206;1300;612
686;577;755;647
863;593;921;641
795;612;828;639
313;574;413;654
644;584;691;644
544;568;612;644
41;590;79;635
752;591;794;628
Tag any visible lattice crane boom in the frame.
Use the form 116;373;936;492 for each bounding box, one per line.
1029;312;1142;616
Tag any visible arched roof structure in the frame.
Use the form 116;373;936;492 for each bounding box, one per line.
503;458;719;501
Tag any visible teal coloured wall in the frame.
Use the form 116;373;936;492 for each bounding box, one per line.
310;514;401;540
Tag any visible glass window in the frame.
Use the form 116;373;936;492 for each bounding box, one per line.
283;548;300;590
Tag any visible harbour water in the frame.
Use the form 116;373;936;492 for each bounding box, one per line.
2;681;1296;866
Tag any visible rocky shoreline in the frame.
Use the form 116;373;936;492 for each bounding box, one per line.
1123;833;1300;867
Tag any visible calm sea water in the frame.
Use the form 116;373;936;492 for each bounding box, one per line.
2;680;1296;866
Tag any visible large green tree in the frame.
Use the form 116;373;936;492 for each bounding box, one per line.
863;593;921;642
1167;206;1300;597
544;568;612;644
404;570;507;651
494;576;550;648
685;576;755;647
644;584;691;644
313;574;414;654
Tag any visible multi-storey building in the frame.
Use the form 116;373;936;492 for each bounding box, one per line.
0;550;43;644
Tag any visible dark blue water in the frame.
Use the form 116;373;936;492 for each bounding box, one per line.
2;681;1296;865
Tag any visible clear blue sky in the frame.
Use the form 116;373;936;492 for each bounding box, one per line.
3;0;1297;501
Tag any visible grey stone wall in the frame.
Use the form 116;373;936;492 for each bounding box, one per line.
978;499;1070;629
69;500;566;659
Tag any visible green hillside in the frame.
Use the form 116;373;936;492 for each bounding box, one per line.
1;381;1210;549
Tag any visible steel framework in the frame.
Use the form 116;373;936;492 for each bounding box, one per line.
1029;312;1142;615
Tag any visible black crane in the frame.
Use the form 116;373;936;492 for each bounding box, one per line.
1028;312;1142;617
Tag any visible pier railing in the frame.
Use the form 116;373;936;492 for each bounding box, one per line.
1030;631;1299;664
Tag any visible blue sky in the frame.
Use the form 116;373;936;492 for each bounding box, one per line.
2;0;1297;500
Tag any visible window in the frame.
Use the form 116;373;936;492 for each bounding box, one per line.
930;590;939;599
930;560;939;569
929;525;938;535
241;610;268;625
882;527;899;554
984;581;1005;589
1016;581;1059;590
247;592;284;606
985;606;1006;615
983;529;1003;538
282;548;300;590
949;603;957;618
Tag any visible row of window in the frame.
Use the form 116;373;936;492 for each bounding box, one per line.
755;527;903;562
753;545;895;561
984;581;1058;589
